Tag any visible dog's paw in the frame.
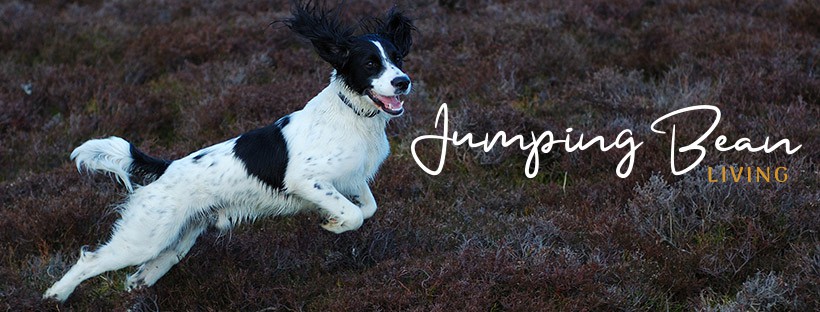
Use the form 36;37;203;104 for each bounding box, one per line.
43;286;69;303
360;203;377;219
320;210;363;234
125;275;146;292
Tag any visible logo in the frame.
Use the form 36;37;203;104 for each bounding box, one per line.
411;104;801;181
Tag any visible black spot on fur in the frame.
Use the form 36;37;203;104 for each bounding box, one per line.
233;121;289;190
314;183;323;190
192;152;208;163
325;192;333;196
129;144;172;183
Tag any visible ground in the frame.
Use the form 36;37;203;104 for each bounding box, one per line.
1;0;818;310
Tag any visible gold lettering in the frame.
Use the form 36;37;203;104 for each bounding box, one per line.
721;166;726;182
731;166;743;182
756;167;770;182
775;167;788;182
708;167;718;182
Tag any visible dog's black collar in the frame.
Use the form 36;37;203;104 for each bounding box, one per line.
338;93;379;118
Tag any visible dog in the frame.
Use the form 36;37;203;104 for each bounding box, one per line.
44;3;414;302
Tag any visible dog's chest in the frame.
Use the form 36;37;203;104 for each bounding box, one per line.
284;112;389;181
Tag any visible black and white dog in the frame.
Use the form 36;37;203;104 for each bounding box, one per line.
44;3;413;302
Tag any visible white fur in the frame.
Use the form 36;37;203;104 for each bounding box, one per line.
43;76;393;302
70;136;135;192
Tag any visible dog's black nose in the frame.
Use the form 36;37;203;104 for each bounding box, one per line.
391;76;410;93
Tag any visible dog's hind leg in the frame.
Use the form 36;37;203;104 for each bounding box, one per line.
43;232;166;302
126;222;206;290
44;187;191;301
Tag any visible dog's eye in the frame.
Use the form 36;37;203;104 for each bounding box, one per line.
365;61;377;69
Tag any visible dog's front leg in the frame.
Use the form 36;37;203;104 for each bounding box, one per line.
348;182;378;220
292;181;364;234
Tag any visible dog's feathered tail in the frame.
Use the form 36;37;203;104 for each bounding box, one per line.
70;137;171;192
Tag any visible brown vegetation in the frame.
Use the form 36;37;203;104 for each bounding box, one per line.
1;0;818;310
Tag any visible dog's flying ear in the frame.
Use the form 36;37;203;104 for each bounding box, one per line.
283;2;354;69
379;8;415;58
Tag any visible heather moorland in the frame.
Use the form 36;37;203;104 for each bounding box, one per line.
1;0;818;310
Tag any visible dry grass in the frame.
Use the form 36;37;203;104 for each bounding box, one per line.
1;0;818;310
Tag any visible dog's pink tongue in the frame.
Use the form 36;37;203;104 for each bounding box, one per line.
377;94;403;111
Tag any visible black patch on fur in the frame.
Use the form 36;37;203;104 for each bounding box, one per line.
314;183;322;190
362;8;415;58
129;144;172;182
233;122;289;190
282;2;355;69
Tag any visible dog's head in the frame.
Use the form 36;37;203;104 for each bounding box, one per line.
284;3;414;117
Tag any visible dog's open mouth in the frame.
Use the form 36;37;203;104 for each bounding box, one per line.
367;90;404;115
